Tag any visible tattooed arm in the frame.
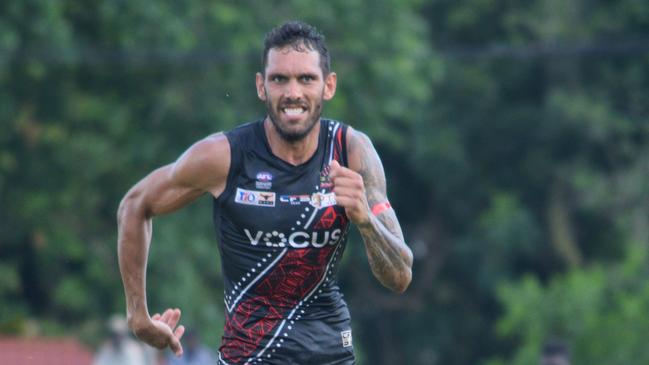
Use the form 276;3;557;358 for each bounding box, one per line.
329;128;413;293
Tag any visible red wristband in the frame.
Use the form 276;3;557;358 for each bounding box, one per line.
371;202;391;216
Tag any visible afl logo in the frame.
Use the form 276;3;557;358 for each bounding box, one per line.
255;171;273;189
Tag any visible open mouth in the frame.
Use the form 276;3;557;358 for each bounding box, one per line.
281;106;308;117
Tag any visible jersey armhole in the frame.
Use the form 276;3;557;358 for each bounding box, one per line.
215;130;241;205
340;124;349;168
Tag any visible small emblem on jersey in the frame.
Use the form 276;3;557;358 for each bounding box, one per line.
320;165;333;188
255;171;273;190
235;188;276;207
310;192;336;209
341;330;353;348
280;194;311;205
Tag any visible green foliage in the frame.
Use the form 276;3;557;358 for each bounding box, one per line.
489;246;649;365
0;0;434;362
2;0;649;364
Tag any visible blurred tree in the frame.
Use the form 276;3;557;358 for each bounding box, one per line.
2;0;649;364
487;246;649;365
410;0;649;363
0;0;435;361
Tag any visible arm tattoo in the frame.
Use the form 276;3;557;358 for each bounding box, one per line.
353;133;413;293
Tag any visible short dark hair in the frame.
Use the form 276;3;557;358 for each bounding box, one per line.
262;21;330;75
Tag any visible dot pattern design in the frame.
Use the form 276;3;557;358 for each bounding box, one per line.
245;121;346;364
247;230;348;364
224;121;341;312
219;121;349;364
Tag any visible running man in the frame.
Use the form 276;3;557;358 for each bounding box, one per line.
117;21;413;365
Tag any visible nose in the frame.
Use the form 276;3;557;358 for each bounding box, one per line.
283;79;303;100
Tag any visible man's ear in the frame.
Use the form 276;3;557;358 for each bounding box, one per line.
323;72;337;101
256;72;267;101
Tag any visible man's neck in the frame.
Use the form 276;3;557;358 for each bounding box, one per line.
264;117;321;166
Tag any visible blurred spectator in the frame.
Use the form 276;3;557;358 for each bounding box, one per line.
166;329;216;365
540;340;571;365
142;343;162;365
93;315;147;365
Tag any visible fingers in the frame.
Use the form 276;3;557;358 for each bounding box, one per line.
333;186;363;201
168;331;184;357
329;160;371;225
329;162;363;188
168;313;185;357
167;311;185;357
331;176;364;191
158;308;181;328
160;308;174;323
167;308;181;330
333;189;366;208
329;160;353;179
151;308;184;356
332;194;355;207
330;167;365;202
174;325;186;340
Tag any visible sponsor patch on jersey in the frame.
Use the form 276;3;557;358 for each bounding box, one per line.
341;330;353;348
279;194;311;205
243;228;342;248
255;171;273;190
310;192;336;209
235;188;276;207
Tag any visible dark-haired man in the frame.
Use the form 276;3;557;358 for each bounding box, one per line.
117;21;413;365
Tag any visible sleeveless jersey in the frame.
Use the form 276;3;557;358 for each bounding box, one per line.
213;119;355;365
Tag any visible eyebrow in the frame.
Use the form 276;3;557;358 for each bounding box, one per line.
299;72;320;79
266;72;286;79
266;72;320;79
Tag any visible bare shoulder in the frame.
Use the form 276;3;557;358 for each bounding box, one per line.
172;132;231;197
345;126;387;197
345;126;383;171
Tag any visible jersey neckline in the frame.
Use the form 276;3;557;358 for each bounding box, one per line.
255;118;328;170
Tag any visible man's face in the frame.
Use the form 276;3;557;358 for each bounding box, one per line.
256;46;337;142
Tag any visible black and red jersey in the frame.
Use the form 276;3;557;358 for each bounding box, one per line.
213;119;355;365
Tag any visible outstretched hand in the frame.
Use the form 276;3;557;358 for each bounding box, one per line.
132;308;186;357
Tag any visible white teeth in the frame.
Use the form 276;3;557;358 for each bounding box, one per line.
283;108;304;116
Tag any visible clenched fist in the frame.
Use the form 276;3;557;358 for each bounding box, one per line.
329;160;371;226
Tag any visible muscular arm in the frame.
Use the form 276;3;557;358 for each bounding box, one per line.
330;128;413;293
116;133;230;352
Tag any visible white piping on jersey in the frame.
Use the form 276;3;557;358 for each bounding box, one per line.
225;121;346;363
217;352;233;365
254;233;346;361
253;318;288;362
302;121;341;230
302;190;323;229
327;121;340;164
225;248;288;313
